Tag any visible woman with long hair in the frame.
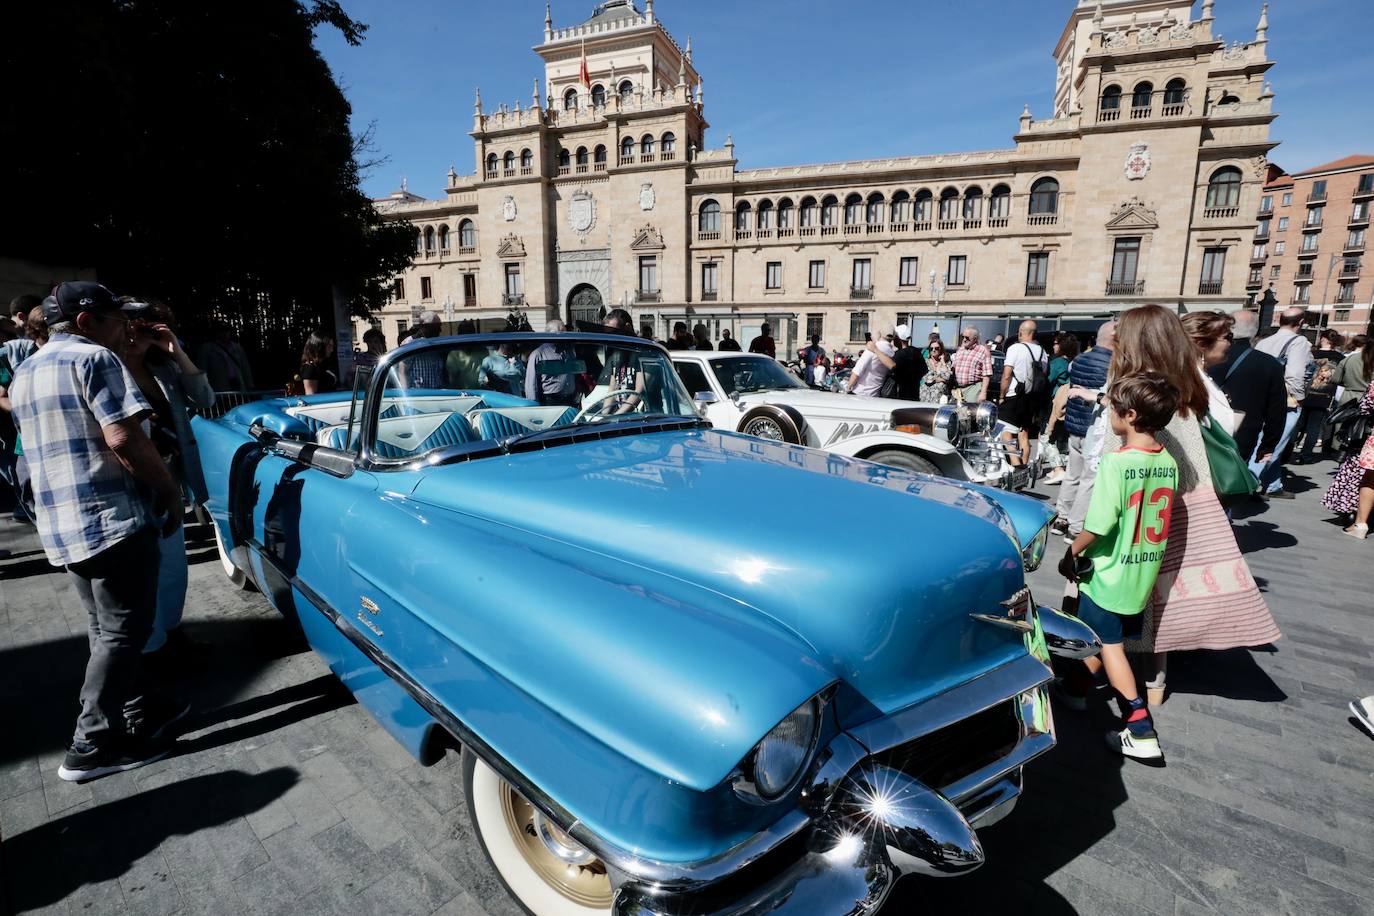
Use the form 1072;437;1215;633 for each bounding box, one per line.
919;339;952;402
1106;305;1280;704
298;329;337;394
1180;311;1237;435
122;301;215;666
1322;346;1374;538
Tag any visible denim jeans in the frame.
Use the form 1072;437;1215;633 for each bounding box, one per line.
1296;404;1330;462
143;522;188;654
1249;407;1301;494
66;526;160;745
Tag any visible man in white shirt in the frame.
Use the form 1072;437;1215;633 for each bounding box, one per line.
998;320;1048;466
1252;307;1312;498
847;334;895;397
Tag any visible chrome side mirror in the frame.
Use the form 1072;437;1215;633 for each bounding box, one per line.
694;391;719;406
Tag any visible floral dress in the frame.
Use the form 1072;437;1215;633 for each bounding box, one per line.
1322;381;1374;516
920;358;952;402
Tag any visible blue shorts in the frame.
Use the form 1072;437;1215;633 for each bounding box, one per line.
1076;591;1142;645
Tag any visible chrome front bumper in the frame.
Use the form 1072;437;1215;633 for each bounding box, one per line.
615;653;1060;916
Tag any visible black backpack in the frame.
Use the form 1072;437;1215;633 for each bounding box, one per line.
1019;342;1049;398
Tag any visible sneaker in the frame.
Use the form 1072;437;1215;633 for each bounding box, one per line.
1343;523;1369;540
1107;726;1165;763
1351;696;1374;738
1043;469;1066;485
126;695;192;740
57;736;171;782
1264;489;1295;500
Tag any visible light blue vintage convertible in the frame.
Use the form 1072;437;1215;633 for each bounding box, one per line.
195;332;1098;916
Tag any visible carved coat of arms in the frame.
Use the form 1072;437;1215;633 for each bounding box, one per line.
1124;142;1151;181
569;189;597;234
639;183;655;211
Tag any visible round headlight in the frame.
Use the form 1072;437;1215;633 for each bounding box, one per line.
1023;521;1052;572
932;405;961;444
974;401;998;433
752;699;819;798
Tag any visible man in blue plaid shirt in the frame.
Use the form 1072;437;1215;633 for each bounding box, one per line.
11;282;189;782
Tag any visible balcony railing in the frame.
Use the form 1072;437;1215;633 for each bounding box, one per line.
938;219;958;231
1106;279;1145;296
1350;210;1371;225
1340;264;1362;278
641;153;656;163
1161;102;1186;117
1246;276;1263;288
1298;245;1319;257
636;290;662;303
1204;207;1239;219
1308;190;1327;203
988;217;1010;228
458;245;476;255
963;218;982;230
1303;218;1323;230
1346;240;1366;253
757;228;774;239
1130;105;1152;120
799;226;817;236
575;164;588;174
820;226;838;236
503;168;515;178
618;156;634;166
1026;214;1058;226
736;229;752;240
463;297;476;308
1254;229;1270;239
1290;295;1311;305
849;285;873;300
844;225;862;235
866;223;884;234
557;166;571;176
485;170;498;179
661;151;676;162
696;230;721;241
700;291;718;301
520;166;533;176
778;227;794;238
913;220;932;232
1354;181;1374;200
1294;271;1314;282
1099;107;1121;122
502;293;525;307
1336;293;1356;304
1198;280;1224;295
593;162;606;172
1251;248;1268;262
1025;283;1046;297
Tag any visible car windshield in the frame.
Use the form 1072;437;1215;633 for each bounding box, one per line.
346;335;699;463
708;356;805;396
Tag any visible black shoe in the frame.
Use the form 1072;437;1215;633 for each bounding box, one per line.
57;736;171;782
1050;518;1069;535
126;695;193;740
1264;489;1295;500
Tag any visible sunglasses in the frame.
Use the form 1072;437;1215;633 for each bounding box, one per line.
961;335;975;341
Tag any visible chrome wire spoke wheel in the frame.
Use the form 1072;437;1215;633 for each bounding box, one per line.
467;755;613;914
743;417;785;440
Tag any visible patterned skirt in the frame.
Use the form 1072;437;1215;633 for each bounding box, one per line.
1127;485;1282;654
1321;434;1374;516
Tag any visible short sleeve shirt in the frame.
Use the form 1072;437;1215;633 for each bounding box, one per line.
1004;342;1047;398
1080;445;1179;615
10;334;155;564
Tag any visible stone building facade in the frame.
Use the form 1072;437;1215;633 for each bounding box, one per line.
366;0;1278;356
1247;155;1374;337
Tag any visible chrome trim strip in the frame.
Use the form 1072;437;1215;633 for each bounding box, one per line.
944;730;1054;805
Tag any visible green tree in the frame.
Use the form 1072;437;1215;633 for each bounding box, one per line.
1;0;413;384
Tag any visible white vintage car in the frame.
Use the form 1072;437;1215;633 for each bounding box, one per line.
670;350;1033;488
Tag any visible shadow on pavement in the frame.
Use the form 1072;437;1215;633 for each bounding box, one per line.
1232;519;1298;554
173;674;355;759
886;705;1127;914
1;768;299;913
1164;648;1286;704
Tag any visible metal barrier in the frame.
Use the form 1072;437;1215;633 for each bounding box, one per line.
194;390;282;420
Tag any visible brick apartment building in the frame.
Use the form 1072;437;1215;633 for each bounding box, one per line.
1248;155;1374;335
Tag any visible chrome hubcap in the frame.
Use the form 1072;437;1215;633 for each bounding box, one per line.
499;780;612;907
745;418;785;440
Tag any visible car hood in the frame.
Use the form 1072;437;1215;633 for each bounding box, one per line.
406;428;1030;789
735;387;917;419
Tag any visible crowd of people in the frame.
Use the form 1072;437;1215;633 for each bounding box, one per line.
3;280;1373;783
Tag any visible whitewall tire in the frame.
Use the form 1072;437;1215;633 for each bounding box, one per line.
213;521;250;590
464;754;613;916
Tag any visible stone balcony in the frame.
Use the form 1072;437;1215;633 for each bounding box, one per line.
693;211;1067;245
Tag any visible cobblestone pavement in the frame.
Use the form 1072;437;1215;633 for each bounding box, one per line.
2;460;1372;915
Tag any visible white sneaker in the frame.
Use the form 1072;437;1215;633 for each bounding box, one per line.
1108;726;1164;763
1352;696;1374;738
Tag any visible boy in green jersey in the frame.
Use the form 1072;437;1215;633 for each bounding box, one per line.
1059;374;1179;762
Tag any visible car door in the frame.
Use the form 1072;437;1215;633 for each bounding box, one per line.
672;356;739;429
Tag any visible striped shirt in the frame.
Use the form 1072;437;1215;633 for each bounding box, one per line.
10;334;154;564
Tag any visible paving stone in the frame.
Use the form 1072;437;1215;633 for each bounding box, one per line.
336;789;408;853
0;786;50;837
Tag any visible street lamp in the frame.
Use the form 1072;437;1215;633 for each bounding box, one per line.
1316;252;1341;328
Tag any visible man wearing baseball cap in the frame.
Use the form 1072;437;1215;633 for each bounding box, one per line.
10;281;189;781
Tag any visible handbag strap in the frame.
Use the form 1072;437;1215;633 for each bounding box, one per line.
1223;346;1253;383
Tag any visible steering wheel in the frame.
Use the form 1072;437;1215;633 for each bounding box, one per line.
574;389;642;423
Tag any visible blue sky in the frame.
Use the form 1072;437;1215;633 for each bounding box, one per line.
317;0;1374;201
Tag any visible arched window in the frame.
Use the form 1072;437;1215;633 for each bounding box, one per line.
485;152;498;173
1029;178;1059;214
1164;78;1186;105
865;192;885;224
591;84;606;108
938;187;959;221
576;146;589;166
757;199;774;230
620;136;634;159
661;132;676;154
1206;166;1243;209
618;80;634;103
520;148;533;169
438;224;450;250
458;219;475;248
1131;81;1153;110
844;193;862;225
414;227;422;253
698;199;721;233
641;134;655;156
962;186;983;220
423;226;435;251
800;196;818;227
1100;85;1121;111
558;148;571;168
890;190;910;223
502;151;514;171
914;189;933;222
563;88;578;111
989;184;1011;219
593;144;607;166
735;201;752;231
777;198;794;229
821;195;839;226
